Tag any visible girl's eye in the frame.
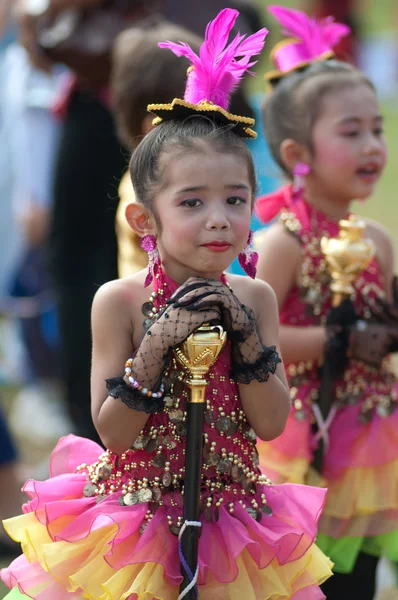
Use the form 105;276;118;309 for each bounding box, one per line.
374;127;384;136
227;196;247;205
181;198;202;208
342;131;359;138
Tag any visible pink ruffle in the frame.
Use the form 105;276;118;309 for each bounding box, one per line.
49;435;104;477
1;554;81;599
269;395;313;463
324;397;398;478
267;380;398;481
2;435;327;594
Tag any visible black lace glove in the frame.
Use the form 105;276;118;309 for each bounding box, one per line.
372;276;398;353
106;286;221;413
171;277;281;384
348;321;398;367
324;298;358;378
324;297;398;371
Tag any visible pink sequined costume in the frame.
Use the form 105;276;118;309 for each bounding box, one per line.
1;271;332;599
256;186;398;574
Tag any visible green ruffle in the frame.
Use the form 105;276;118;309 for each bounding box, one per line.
2;588;30;599
317;531;398;573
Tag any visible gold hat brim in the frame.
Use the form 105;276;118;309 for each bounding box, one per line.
147;98;256;139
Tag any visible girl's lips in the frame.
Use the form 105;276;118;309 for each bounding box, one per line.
356;164;380;184
356;170;379;183
201;242;232;252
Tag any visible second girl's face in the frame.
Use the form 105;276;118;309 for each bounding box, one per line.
152;145;253;282
309;83;387;204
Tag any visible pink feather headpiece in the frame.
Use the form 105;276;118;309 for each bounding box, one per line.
266;5;350;87
147;8;268;139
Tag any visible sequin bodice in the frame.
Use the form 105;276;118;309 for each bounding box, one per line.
275;200;397;423
279;203;385;328
79;271;270;529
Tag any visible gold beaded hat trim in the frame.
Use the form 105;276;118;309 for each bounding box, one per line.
147;98;257;139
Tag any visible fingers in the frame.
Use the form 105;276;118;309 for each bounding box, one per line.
170;278;225;305
171;285;231;310
172;289;217;309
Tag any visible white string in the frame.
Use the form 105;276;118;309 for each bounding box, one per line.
177;520;202;600
312;403;337;452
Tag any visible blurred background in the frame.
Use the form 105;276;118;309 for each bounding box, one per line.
0;0;397;597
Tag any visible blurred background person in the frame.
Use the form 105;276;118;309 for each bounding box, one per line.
0;19;72;471
15;0;161;443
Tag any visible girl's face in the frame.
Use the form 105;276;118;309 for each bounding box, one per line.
308;83;387;205
152;144;253;282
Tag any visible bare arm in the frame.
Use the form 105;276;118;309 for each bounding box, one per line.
279;326;327;364
237;280;291;441
257;223;326;364
91;282;150;454
365;218;395;301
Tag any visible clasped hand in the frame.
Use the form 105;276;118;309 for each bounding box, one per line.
326;296;398;369
130;277;256;389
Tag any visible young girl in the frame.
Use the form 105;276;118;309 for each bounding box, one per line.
256;5;398;599
0;9;333;600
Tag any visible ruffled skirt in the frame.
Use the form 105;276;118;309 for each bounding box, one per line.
1;435;332;599
258;380;398;573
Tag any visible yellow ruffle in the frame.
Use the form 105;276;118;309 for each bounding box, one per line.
258;441;398;520
3;511;332;600
258;442;327;487
324;457;398;520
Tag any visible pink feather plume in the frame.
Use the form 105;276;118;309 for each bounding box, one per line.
158;8;268;110
268;5;350;57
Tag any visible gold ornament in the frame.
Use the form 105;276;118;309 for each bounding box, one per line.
174;325;226;404
321;215;375;306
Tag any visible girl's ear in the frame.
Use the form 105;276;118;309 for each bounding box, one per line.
125;202;157;237
280;138;312;173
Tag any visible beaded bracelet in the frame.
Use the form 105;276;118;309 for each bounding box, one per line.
124;358;165;399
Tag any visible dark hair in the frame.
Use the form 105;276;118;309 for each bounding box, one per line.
130;117;257;210
263;60;376;177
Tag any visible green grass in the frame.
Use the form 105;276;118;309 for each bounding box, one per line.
254;0;396;34
354;101;398;263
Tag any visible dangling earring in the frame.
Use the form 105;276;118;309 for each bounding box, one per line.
238;230;258;279
140;235;161;287
292;162;310;200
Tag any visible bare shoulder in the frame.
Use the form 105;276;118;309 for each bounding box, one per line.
364;217;393;250
227;274;277;315
91;270;148;337
363;217;395;276
92;272;144;312
257;221;300;255
257;222;301;276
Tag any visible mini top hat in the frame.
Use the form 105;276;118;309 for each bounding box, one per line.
148;8;268;139
265;5;350;88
